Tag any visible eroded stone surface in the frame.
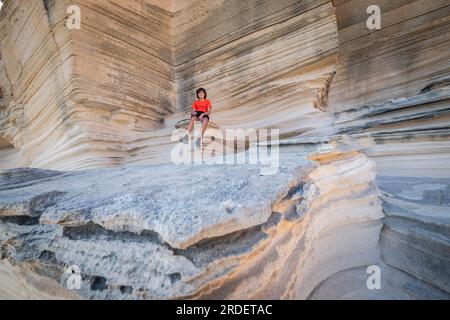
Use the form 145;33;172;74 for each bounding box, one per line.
1;152;311;250
0;146;387;299
0;0;449;300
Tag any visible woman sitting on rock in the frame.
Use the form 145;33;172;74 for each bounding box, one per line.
180;87;212;148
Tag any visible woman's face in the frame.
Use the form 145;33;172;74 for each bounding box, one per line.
198;91;205;99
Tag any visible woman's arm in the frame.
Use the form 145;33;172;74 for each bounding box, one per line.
200;106;211;118
205;102;212;115
199;101;211;119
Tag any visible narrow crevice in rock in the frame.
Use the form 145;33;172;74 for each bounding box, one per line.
172;211;287;268
0;216;40;225
42;0;55;25
420;78;450;94
62;222;165;245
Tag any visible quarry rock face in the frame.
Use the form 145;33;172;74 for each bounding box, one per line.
0;0;449;299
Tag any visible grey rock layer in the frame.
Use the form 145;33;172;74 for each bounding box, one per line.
0;146;390;299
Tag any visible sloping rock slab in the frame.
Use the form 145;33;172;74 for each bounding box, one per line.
0;153;312;250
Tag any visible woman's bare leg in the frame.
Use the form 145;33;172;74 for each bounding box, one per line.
187;117;197;134
201;118;209;137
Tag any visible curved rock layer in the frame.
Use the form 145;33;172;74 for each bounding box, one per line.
1;144;448;299
0;0;176;170
329;0;450;113
0;0;449;299
0;0;338;170
326;1;450;296
0;146;384;299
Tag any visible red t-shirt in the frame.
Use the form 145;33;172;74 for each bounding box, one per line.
192;99;212;113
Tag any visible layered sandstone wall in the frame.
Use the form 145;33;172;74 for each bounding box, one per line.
327;0;450;296
329;0;450;112
0;0;338;170
0;0;449;299
0;0;176;170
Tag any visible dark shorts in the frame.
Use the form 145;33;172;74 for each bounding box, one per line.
191;111;209;121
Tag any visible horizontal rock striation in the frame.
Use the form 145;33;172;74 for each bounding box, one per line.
378;176;450;295
0;0;176;170
0;0;338;170
329;0;450;112
288;84;450;296
0;0;449;299
326;0;450;297
333;80;450;178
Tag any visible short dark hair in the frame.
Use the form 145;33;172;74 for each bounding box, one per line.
196;88;207;99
